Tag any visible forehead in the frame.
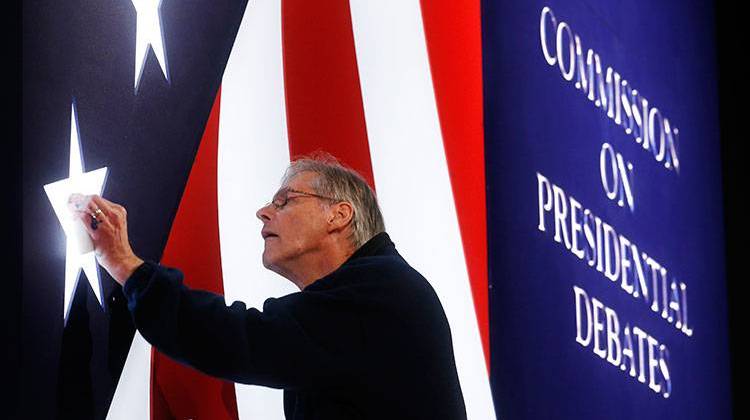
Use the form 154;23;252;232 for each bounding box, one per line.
282;170;319;189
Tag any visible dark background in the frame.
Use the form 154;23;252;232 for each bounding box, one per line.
716;1;746;419
10;0;746;419
9;1;21;419
15;0;247;418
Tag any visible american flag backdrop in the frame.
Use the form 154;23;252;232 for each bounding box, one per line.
22;0;495;418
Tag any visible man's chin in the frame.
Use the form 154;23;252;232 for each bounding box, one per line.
261;253;281;273
266;264;290;280
260;248;271;270
261;253;273;270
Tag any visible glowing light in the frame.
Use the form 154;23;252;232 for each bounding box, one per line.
43;102;108;322
132;0;170;93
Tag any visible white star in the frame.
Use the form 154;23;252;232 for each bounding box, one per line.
43;102;109;322
132;0;170;93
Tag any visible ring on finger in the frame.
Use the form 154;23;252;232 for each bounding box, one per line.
89;209;102;230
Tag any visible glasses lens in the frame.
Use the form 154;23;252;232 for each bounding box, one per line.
271;188;288;208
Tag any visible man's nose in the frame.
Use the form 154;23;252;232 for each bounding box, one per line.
256;204;272;222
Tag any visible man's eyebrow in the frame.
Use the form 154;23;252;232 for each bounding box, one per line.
273;187;288;196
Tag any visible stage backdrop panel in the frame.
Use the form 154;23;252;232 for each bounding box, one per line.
483;1;732;419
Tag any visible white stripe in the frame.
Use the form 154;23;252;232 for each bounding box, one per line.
106;331;152;420
348;1;497;418
217;1;295;419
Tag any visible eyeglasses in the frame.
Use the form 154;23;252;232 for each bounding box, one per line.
266;187;338;210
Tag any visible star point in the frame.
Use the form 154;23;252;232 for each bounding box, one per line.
132;0;170;93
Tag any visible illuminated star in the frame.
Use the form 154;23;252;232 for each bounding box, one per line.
43;102;109;322
132;0;170;93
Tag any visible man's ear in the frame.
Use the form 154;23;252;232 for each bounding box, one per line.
327;201;354;232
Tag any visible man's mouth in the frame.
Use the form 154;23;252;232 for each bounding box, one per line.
262;230;278;239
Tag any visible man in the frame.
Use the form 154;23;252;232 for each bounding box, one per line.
70;157;467;419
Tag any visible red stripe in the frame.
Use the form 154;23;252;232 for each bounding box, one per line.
419;0;489;369
151;89;239;420
281;0;375;186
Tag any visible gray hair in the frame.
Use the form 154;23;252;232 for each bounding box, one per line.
281;154;385;248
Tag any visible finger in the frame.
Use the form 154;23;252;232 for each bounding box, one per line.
98;196;127;220
76;195;110;225
75;209;117;247
89;195;120;221
97;195;118;208
96;198;129;228
74;202;110;233
72;209;101;237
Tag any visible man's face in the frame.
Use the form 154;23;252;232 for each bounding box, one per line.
256;171;332;277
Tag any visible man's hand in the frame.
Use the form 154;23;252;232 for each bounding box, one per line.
68;193;144;285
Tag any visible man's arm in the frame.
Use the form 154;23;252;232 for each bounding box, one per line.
122;261;348;388
68;193;352;389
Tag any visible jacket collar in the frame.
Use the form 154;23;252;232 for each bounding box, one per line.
344;231;393;263
304;232;393;291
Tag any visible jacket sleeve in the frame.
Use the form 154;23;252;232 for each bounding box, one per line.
122;261;352;389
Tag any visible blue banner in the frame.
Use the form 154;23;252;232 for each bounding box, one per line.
483;1;732;418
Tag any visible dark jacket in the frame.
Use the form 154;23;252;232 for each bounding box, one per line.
123;232;467;419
